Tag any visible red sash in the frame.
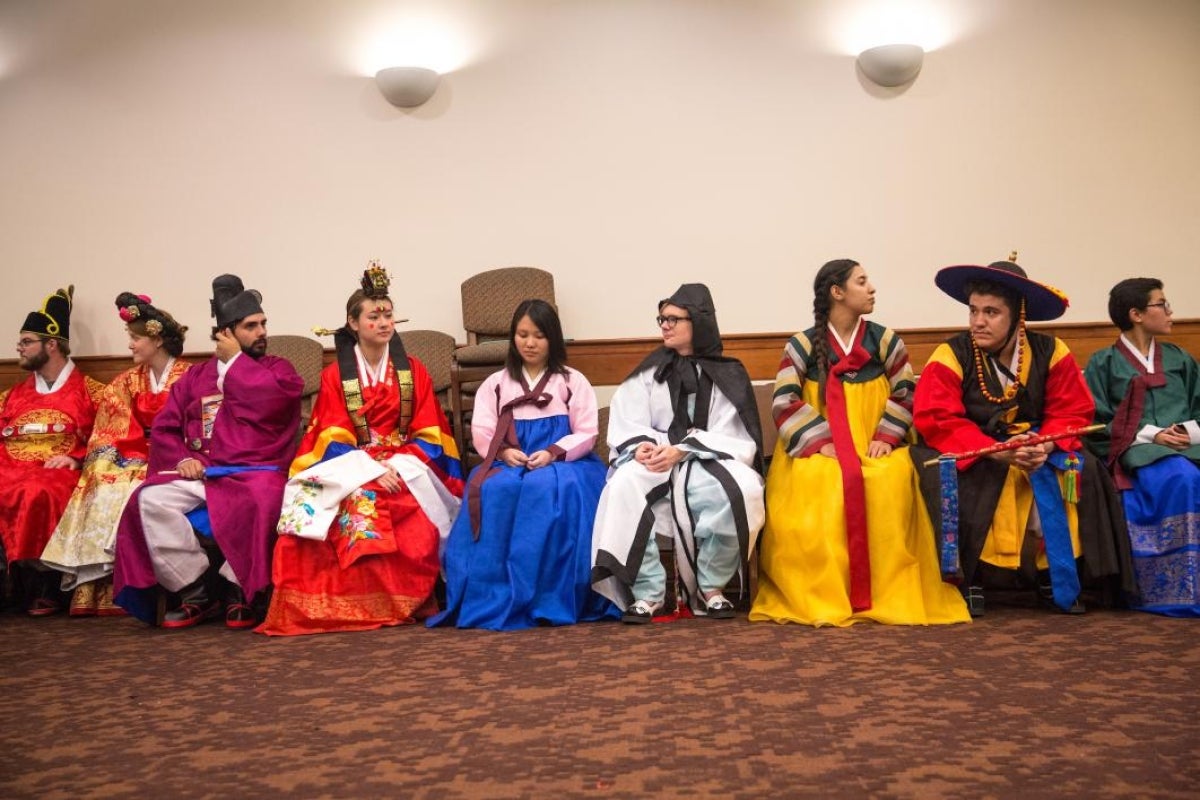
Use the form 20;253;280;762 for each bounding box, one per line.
825;327;873;612
1108;338;1166;489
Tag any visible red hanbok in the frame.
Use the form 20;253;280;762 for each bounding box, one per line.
0;367;103;564
259;356;463;635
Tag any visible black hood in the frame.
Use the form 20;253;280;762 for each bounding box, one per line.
659;283;722;358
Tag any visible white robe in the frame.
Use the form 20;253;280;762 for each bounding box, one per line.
591;367;765;612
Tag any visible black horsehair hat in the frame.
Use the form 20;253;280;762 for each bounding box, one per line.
21;285;74;341
933;251;1069;322
210;274;264;329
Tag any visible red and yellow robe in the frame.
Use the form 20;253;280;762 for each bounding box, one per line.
0;366;104;563
41;359;191;588
259;356;463;635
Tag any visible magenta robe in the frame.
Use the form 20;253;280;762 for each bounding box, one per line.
113;354;303;620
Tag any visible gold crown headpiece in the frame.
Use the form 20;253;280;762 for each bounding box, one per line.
361;260;391;299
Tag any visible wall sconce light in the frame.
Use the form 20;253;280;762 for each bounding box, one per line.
375;66;440;107
857;44;924;87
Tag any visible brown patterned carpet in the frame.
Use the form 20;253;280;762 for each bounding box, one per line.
1;599;1197;799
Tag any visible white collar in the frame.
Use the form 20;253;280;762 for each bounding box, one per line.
148;357;176;394
1120;333;1155;372
827;318;862;357
355;344;391;388
35;359;75;395
522;366;546;388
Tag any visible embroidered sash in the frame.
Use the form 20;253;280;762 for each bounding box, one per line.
335;329;413;446
466;370;554;537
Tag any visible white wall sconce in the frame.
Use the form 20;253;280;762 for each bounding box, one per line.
857;43;924;87
375;66;440;107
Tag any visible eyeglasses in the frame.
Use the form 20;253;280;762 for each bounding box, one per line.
1145;300;1172;314
16;337;42;349
656;315;691;329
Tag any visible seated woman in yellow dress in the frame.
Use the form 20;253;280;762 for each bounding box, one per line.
749;259;970;627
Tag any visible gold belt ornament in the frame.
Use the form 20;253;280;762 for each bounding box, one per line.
2;422;73;437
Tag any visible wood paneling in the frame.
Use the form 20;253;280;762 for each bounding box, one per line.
3;320;1199;391
562;319;1200;384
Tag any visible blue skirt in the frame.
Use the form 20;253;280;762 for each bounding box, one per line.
1124;455;1200;617
429;414;618;630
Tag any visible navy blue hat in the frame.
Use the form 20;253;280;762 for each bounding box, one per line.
934;253;1069;322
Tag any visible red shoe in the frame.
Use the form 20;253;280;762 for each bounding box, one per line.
162;600;222;629
27;597;61;617
225;602;258;630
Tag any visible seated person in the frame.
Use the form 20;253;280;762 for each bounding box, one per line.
750;259;969;627
0;286;102;614
41;292;190;616
910;253;1133;616
430;299;618;630
591;284;765;623
259;264;463;636
1084;278;1199;616
113;274;304;629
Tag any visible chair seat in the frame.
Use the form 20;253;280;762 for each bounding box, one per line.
453;340;509;366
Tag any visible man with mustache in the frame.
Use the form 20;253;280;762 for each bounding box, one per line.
0;286;103;614
113;274;304;629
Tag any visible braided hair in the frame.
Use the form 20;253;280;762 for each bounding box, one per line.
811;259;860;394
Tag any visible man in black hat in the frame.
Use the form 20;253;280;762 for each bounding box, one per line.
591;284;765;623
113;274;304;629
910;254;1133;617
0;286;104;614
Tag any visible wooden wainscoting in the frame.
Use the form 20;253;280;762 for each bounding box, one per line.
563;319;1200;384
2;319;1198;391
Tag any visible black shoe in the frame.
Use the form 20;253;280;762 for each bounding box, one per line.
964;586;985;618
621;599;662;625
1037;582;1085;614
224;585;256;629
163;580;220;629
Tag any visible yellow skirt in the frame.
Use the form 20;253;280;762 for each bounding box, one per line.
749;378;970;627
979;467;1082;571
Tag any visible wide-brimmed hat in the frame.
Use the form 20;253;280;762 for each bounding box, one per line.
21;285;73;341
934;253;1068;321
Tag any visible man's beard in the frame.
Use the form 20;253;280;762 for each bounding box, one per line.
18;349;49;372
241;337;269;360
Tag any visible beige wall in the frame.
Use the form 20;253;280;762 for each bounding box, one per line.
2;0;1198;358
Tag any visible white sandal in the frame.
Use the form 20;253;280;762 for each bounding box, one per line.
621;599;663;624
704;593;735;619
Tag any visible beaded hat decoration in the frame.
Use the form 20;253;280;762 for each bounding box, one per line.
21;285;74;341
933;251;1069;322
115;291;181;339
360;259;391;299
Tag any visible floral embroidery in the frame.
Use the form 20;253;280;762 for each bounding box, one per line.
277;477;324;536
337;488;381;549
